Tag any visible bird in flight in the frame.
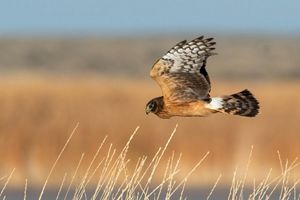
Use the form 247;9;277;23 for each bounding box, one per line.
145;36;259;119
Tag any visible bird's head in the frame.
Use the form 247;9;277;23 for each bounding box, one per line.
145;97;163;115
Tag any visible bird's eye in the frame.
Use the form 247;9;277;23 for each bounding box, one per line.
149;102;157;111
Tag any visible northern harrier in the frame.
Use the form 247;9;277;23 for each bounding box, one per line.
145;36;259;119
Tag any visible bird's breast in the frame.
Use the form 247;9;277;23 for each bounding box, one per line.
160;101;214;117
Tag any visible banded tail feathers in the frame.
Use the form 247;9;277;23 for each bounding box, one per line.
209;89;260;117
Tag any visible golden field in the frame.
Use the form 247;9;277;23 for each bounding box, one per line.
0;75;299;187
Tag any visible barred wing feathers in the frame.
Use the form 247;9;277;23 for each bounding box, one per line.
150;36;216;103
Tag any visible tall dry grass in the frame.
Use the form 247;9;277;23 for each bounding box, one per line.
0;124;211;199
0;124;299;200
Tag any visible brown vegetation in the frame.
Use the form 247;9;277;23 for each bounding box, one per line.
0;75;299;187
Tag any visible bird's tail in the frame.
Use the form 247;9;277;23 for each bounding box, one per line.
208;89;260;117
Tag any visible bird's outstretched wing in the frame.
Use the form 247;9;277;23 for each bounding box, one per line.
150;36;216;103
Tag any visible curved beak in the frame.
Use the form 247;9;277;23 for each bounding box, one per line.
145;108;151;115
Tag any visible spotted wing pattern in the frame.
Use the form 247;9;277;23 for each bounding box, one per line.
150;36;216;103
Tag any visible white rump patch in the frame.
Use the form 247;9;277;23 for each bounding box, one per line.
206;97;224;110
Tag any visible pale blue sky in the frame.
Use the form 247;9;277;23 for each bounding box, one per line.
0;0;299;35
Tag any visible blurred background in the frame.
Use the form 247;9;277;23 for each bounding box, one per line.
0;0;300;192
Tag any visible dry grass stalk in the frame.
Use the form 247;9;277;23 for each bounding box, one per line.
38;123;79;200
207;174;222;200
23;179;27;200
56;173;67;200
63;153;85;200
0;168;15;199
